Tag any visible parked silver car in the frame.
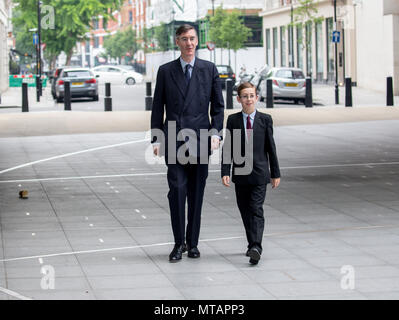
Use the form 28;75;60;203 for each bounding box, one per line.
54;68;99;103
259;67;306;104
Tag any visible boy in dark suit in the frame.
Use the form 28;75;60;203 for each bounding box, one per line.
221;82;281;265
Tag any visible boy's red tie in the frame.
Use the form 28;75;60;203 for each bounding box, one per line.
246;115;252;138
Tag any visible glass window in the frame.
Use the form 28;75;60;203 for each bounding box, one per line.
288;25;293;67
108;68;122;73
94;37;99;48
326;18;335;82
273;28;278;67
266;29;271;65
315;21;323;81
280;26;286;67
305;22;312;77
296;25;304;71
275;69;305;79
63;71;92;78
216;66;232;73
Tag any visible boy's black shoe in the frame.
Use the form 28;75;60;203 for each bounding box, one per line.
248;248;261;265
187;247;201;258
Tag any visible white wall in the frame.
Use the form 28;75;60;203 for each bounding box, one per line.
356;0;399;94
0;0;9;94
145;47;266;81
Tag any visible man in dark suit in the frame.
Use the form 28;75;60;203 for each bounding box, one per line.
151;24;224;262
222;82;280;265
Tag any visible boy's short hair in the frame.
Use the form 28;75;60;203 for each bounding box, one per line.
237;82;257;97
176;24;197;37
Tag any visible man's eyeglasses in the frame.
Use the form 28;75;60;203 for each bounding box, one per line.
178;36;196;42
240;94;256;100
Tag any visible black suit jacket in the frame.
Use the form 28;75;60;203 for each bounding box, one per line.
221;111;280;185
151;57;225;162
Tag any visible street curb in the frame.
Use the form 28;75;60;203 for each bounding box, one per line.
0;106;398;138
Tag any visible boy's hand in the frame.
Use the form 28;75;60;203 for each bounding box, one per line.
153;145;160;156
211;136;220;150
222;176;230;187
271;178;280;189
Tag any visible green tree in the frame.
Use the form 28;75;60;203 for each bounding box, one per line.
154;23;169;52
12;0;124;66
290;0;324;49
103;28;138;63
221;10;252;66
209;6;228;49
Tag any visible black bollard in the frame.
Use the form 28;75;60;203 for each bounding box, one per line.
226;79;233;109
64;81;71;111
387;77;394;106
145;82;152;111
266;79;274;108
305;77;313;108
345;77;353;107
105;83;112;112
146;82;152;97
22;83;29;112
36;75;40;102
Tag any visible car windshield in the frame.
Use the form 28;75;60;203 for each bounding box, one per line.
63;71;92;78
217;66;231;73
275;70;305;79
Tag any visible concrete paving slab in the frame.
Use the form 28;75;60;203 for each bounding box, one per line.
0;119;399;300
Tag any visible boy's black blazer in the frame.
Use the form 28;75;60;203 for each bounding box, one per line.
221;111;280;185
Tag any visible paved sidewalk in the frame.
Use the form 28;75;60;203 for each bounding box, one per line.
0;117;398;300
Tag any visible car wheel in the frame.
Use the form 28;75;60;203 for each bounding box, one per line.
56;96;63;103
126;77;136;85
294;99;299;104
93;95;99;101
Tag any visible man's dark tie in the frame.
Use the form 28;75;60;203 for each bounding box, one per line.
246;115;252;139
185;64;192;86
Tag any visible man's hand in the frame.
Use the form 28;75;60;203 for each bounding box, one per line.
153;144;160;157
222;176;230;187
211;136;220;151
271;178;280;189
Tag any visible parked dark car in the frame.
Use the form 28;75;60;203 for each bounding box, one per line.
216;65;235;89
50;67;65;99
54;68;99;103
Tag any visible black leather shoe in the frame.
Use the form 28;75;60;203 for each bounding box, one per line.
187;247;200;258
248;248;261;265
246;250;250;257
169;244;184;262
182;243;187;253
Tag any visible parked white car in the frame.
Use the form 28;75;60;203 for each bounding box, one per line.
91;65;143;85
259;67;306;104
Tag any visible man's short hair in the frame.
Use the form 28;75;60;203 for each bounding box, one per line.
237;82;257;97
176;24;197;37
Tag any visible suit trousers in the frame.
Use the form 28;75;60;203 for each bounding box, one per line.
166;162;209;248
234;184;267;253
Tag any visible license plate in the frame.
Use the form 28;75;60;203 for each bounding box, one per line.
72;82;84;85
219;75;228;78
285;83;298;87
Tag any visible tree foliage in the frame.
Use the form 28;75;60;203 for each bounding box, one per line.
221;10;252;52
209;7;251;51
103;28;138;61
209;6;228;49
154;23;170;52
12;0;124;66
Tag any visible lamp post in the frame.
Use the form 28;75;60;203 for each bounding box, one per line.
211;0;215;64
37;0;42;98
171;7;175;60
290;1;294;67
334;0;339;104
